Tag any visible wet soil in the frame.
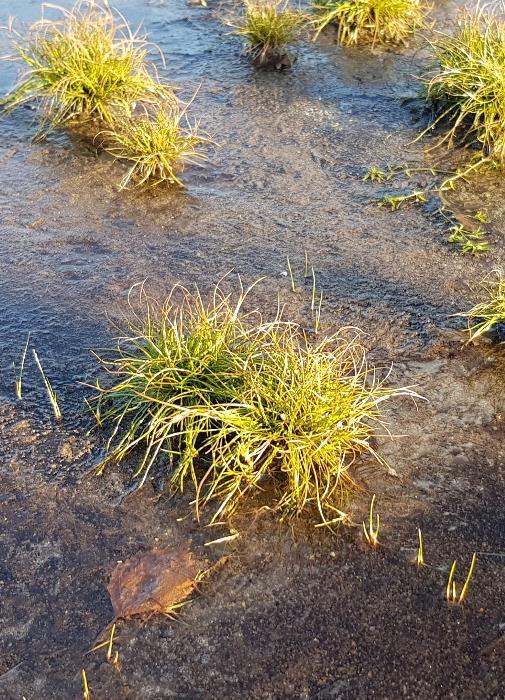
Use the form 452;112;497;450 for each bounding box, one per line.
1;0;505;698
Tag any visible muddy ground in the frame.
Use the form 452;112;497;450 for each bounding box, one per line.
1;0;505;698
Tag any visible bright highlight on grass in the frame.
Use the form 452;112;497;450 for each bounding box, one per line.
422;3;505;172
445;553;477;605
1;1;174;136
99;103;209;189
311;0;427;46
91;281;415;526
455;269;505;342
362;494;380;548
228;0;307;67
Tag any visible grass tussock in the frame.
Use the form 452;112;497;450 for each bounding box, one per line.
229;0;307;65
311;0;426;46
423;3;505;166
99;103;209;188
1;1;174;135
455;269;505;342
91;281;414;526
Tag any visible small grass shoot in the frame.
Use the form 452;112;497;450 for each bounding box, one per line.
32;349;62;422
82;669;91;700
473;210;489;224
228;0;307;66
1;1;174;136
362;494;380;548
445;553;477;604
92;281;415;526
14;333;31;400
448;224;489;255
99;103;208;188
454;269;505;341
379;191;427;211
311;0;427;46
286;255;297;292
416;527;424;567
363;165;390;182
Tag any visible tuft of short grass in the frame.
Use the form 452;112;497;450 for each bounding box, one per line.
422;4;505;166
91;282;415;526
91;281;271;486
455;269;505;342
228;0;307;65
1;0;174;136
311;0;426;46
98;103;209;188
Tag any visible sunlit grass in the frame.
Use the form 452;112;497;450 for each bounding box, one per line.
13;333;31;400
445;553;477;604
362;494;380;547
1;0;174;136
422;3;505;168
91;281;415;526
99;103;209;188
378;191;427;210
455;269;505;341
32;349;62;422
91;281;271;487
311;0;426;46
228;0;307;65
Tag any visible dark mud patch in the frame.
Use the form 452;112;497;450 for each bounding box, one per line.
1;0;505;698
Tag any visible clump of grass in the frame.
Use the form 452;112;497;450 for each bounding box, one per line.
92;281;415;526
448;224;488;255
422;4;505;168
455;269;505;342
99;103;209;188
91;281;270;487
1;0;174;136
311;0;427;46
199;326;413;524
228;0;307;67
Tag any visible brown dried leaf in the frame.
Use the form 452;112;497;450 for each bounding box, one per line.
107;546;202;619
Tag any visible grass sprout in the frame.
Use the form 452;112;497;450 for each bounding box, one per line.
448;224;489;255
473;210;489;223
1;1;174;136
286;255;297;292
454;269;505;341
422;3;505;168
82;668;91;700
228;0;307;66
311;0;427;46
14;333;31;400
32;349;62;422
91;281;415;526
445;553;477;604
99;102;209;188
416;527;424;567
363;165;390;182
362;493;380;547
379;191;427;210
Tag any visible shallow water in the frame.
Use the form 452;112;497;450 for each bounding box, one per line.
1;1;505;698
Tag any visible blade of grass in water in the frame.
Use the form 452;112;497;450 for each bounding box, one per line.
32;349;62;422
14;332;31;400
